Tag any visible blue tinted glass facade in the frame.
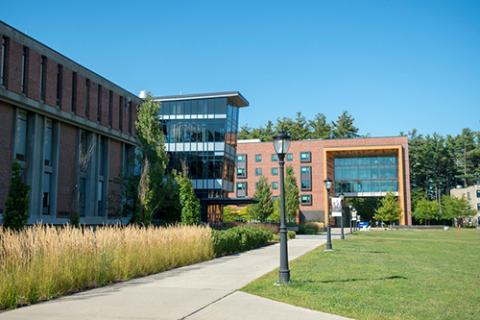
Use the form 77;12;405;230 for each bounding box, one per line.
334;156;398;193
159;97;240;196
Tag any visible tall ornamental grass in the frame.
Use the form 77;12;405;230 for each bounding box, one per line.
0;224;213;310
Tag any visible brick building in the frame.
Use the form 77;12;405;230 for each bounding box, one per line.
0;21;141;224
230;136;412;225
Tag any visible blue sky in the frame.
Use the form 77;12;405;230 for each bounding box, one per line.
2;0;479;136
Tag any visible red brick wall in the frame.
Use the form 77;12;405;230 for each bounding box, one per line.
88;81;97;122
232;136;412;224
44;58;58;107
56;123;77;216
62;70;72;113
100;87;109;126
0;102;14;213
6;39;22;94
27;50;41;101
75;74;86;118
111;92;119;130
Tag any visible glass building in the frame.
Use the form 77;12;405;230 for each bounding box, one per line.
155;92;249;222
334;156;398;194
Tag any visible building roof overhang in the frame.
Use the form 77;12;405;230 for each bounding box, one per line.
154;91;249;108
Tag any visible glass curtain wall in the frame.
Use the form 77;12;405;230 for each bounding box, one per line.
334;156;398;193
160;97;239;196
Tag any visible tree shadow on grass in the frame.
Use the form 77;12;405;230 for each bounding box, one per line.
299;275;407;284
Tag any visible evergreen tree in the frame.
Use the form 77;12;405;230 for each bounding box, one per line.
3;162;30;230
285;166;299;223
157;174;181;223
332;111;359;138
133;94;168;226
175;172;201;225
309;113;332;139
373;192;401;225
251;175;274;222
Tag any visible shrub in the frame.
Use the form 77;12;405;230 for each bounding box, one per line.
272;230;296;241
297;222;324;234
3;162;30;231
212;226;274;257
0;225;213;310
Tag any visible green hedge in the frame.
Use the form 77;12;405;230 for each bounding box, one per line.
212;226;274;257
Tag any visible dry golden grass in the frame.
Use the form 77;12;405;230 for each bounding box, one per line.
0;224;213;310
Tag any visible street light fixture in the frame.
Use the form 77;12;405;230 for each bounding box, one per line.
273;131;291;284
324;178;333;251
339;193;345;240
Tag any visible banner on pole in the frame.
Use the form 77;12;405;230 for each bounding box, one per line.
331;197;342;217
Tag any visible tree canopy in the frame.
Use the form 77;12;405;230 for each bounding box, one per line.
250;175;274;222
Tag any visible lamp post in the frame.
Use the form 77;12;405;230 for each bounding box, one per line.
324;178;333;251
339;193;345;240
273;132;291;284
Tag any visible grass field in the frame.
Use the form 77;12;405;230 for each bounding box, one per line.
242;230;480;320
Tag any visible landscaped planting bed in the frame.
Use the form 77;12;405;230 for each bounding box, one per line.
0;224;276;310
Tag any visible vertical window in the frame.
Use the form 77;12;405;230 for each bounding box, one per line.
85;79;90;118
300;152;311;163
119;96;124;131
71;72;77;112
237;167;246;178
40;56;47;102
108;90;113;127
271;167;279;176
237;154;246;162
255;154;262;162
56;64;63;107
301;166;312;191
43;118;54;215
44;119;53;166
21;46;29;94
272;181;279;190
476;190;480;198
271;154;278;162
97;85;102;122
15;110;28;161
79;177;86;217
1;36;9;86
287;153;293;161
255;168;262;176
236;182;247;197
97;136;107;216
42;172;52;215
300;194;312;206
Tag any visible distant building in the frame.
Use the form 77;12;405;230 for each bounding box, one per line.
230;136;412;225
450;185;480;226
155;92;251;223
0;21;141;224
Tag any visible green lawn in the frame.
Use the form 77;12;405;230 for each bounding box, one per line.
242;230;480;320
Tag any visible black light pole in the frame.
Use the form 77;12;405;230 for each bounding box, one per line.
339;193;345;240
273;132;291;284
324;178;333;251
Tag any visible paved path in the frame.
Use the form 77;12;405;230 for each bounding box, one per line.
0;233;351;320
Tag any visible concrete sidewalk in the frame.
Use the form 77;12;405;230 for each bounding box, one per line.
0;234;350;320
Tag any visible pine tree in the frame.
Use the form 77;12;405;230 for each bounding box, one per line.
332;111;359;138
3;162;30;230
285;166;299;223
373;192;401;225
175;172;201;225
251;175;274;222
309;113;332;139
